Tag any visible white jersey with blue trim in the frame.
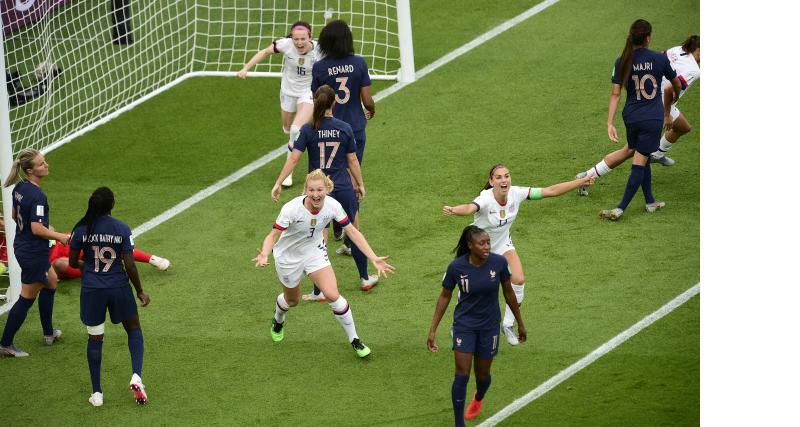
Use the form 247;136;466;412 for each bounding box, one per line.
272;195;349;261
471;186;531;252
661;45;700;98
274;38;321;97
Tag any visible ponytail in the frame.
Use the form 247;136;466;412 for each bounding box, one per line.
453;225;487;258
72;187;115;238
3;148;41;188
617;19;652;88
681;35;699;53
312;85;336;129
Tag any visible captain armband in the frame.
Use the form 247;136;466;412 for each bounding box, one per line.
528;188;543;200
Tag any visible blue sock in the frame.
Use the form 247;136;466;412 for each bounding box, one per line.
313;284;322;296
351;245;369;280
1;296;34;346
127;328;144;376
641;160;655;204
87;339;103;393
617;164;645;211
475;374;492;401
452;374;469;427
38;288;56;336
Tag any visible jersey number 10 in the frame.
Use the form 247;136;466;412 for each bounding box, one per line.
631;74;658;100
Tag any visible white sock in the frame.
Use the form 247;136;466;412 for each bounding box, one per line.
503;284;525;327
586;160;612;178
659;135;673;152
289;124;301;146
274;293;289;323
329;296;358;342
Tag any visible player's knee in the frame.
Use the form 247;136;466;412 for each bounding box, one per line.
284;293;300;307
679;122;692;135
511;274;525;286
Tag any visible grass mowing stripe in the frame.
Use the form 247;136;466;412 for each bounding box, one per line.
130;0;563;237
478;283;701;427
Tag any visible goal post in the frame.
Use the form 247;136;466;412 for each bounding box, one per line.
0;0;415;313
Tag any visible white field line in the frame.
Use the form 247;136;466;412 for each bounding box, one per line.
478;283;701;427
131;0;562;236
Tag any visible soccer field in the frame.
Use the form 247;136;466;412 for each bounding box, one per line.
1;0;699;424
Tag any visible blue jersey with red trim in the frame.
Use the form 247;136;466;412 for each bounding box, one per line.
11;180;50;259
311;55;372;131
612;48;677;123
443;253;510;331
293;117;357;191
70;215;133;289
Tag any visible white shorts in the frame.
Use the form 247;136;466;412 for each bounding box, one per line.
280;91;313;113
490;235;515;256
274;247;330;288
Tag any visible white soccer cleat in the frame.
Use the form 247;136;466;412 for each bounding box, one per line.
335;244;352;256
0;344;29;357
89;392;104;407
281;174;293;187
645;201;666;213
361;275;379;291
149;255;170;271
43;329;62;345
576;172;589;197
302;292;327;302
501;324;519;346
130;373;148;405
599;208;624;221
651;154;675;166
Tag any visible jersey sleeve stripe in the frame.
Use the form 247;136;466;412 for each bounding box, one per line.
526;187;532;200
273;223;287;231
337;216;351;226
272;40;280;53
678;75;688;90
471;201;480;211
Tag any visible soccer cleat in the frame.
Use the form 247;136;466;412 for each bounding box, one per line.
645;201;666;213
335;244;351;256
360;275;380;291
501;324;519;346
0;344;29;357
130;373;148;405
43;329;62;345
88;392;104;407
651;154;675;166
599;208;624;221
302;292;327;302
270;319;285;342
149;255;170;271
351;338;371;358
465;393;484;420
576;172;589;196
281;174;293;187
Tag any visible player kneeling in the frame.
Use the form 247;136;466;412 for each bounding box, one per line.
253;169;394;358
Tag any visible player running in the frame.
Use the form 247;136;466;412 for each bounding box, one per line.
69;187;151;407
254;170;394;358
239;21;320;187
443;164;593;345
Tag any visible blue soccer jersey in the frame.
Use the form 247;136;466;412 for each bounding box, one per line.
442;253;511;331
612;48;677;123
11;180;50;258
311;55;372;132
293;117;358;191
70;215;134;289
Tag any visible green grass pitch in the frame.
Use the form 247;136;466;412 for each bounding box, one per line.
1;0;699;424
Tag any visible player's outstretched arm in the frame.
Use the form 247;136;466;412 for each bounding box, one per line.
500;278;526;343
272;150;303;202
123;252;149;307
427;287;453;352
443;203;478;217
342;224;395;277
540;175;596;198
253;228;282;267
238;45;277;79
31;222;68;245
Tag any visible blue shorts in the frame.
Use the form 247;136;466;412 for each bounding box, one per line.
353;129;366;164
452;326;501;360
80;286;138;326
17;253;50;285
330;187;359;222
625;119;663;156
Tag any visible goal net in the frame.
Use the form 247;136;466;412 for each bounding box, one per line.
1;0;414;312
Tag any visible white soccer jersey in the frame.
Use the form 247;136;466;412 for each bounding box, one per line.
272;195;350;261
273;37;320;97
471;186;532;254
662;45;700;98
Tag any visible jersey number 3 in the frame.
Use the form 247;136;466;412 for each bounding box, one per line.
334;77;350;104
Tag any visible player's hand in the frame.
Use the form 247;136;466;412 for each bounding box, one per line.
371;256;395;278
58;233;69;245
663;114;674;132
237;69;247;79
427;331;439;352
365;110;374;120
517;324;527;343
579;175;596;186
443;205;455;216
607;123;619;143
271;184;282;203
355;184;366;201
137;291;150;307
252;251;270;267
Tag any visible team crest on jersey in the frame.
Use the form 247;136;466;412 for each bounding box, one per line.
310;218;317;227
299;57;305;65
499;210;506;219
490;270;496;280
